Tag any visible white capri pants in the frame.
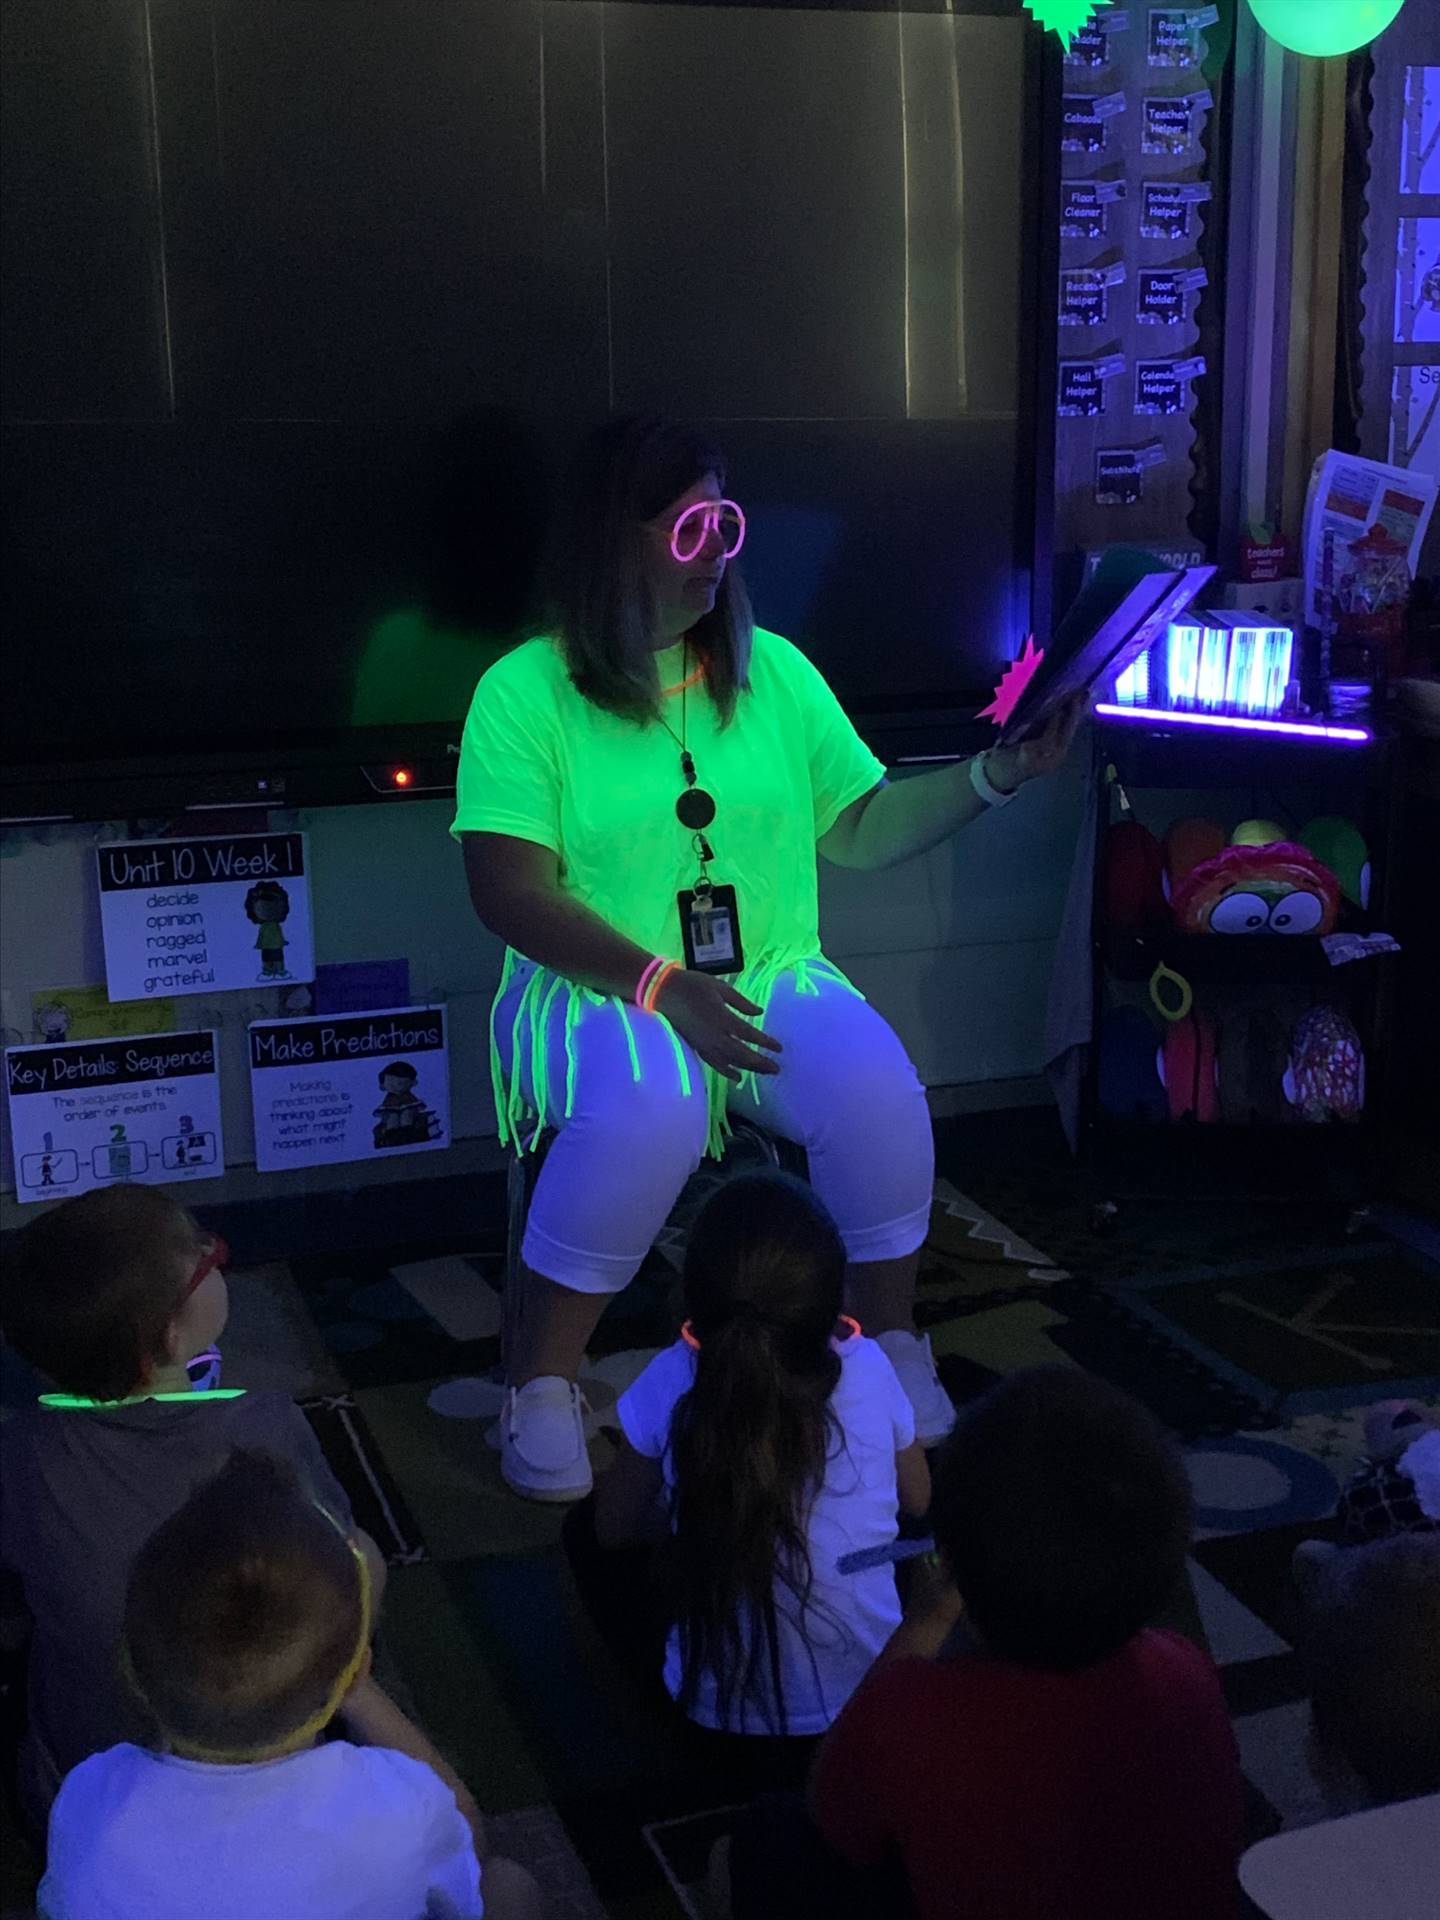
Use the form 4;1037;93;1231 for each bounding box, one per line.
495;959;934;1295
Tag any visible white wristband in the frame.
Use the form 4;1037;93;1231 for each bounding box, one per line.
969;750;1017;809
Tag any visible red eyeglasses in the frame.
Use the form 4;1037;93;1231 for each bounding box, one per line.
177;1233;229;1308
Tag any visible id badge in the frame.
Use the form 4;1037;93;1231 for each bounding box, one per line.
677;884;744;976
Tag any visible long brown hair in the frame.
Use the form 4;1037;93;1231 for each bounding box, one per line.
547;414;753;724
667;1172;846;1734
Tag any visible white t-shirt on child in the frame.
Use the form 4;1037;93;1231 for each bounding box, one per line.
39;1740;483;1920
618;1328;915;1736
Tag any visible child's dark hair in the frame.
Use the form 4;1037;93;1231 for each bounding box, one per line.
243;880;289;922
3;1185;200;1400
668;1171;846;1733
1302;1534;1440;1802
931;1368;1190;1669
124;1449;368;1763
378;1060;417;1086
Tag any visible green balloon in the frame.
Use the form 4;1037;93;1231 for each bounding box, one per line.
1298;816;1370;908
1232;818;1287;848
1247;0;1405;58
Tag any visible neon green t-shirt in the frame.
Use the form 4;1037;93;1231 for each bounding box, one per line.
452;627;884;967
452;628;885;1156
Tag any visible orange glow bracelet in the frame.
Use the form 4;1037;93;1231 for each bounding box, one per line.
644;960;681;1013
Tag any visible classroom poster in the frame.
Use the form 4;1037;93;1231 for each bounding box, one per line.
97;834;314;1002
248;1005;450;1173
5;1031;224;1205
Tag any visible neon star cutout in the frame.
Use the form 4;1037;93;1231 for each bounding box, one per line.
1022;0;1110;46
978;634;1045;728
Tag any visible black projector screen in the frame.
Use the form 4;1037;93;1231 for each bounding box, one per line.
1;0;1051;785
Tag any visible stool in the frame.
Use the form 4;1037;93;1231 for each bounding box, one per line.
500;1118;807;1377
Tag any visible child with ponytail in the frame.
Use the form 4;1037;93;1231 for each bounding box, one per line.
568;1172;929;1777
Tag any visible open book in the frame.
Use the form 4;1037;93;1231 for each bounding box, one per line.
994;549;1216;744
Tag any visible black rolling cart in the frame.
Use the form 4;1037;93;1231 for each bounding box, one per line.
1080;715;1402;1199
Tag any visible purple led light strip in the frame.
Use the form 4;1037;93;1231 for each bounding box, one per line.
1093;703;1370;742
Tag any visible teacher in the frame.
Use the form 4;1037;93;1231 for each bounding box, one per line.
455;417;1082;1501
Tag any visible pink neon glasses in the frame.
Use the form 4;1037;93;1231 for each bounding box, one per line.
663;499;747;565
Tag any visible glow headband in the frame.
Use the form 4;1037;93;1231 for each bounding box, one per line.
122;1505;372;1765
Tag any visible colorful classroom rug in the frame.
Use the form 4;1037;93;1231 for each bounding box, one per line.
270;1157;1440;1914
5;1115;1433;1917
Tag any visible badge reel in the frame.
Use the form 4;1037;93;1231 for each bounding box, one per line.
672;786;743;977
662;637;745;976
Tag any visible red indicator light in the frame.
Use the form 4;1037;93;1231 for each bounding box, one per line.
393;768;412;787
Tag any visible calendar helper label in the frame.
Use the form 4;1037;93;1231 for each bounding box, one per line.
97;833;314;1000
248;1005;450;1172
5;1031;223;1204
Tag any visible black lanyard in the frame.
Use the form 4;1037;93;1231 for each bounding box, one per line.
657;642;717;862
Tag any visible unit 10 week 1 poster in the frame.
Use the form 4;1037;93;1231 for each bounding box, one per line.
97;834;315;1001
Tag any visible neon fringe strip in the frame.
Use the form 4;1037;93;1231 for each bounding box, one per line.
488;949;866;1162
615;1001;643;1084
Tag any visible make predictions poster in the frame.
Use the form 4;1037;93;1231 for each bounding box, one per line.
248;1005;450;1173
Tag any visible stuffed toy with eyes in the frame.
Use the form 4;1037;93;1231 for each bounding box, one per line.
1171;841;1342;938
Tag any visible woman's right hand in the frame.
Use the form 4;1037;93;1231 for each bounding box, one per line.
656;969;782;1081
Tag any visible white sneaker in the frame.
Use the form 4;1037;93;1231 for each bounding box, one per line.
499;1376;594;1502
876;1329;956;1447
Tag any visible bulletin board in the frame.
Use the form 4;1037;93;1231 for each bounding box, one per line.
1052;2;1236;565
1346;21;1440;582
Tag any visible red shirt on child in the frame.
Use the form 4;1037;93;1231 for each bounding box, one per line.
812;1627;1243;1920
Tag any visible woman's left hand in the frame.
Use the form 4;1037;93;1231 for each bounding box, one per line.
985;689;1090;794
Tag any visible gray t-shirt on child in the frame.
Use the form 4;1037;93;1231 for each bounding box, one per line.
0;1392;353;1784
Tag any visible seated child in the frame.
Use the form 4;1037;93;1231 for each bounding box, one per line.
0;1185;385;1826
807;1367;1243;1920
39;1449;543;1920
574;1172;929;1774
1296;1531;1440;1813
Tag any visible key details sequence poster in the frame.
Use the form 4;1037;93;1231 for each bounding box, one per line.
6;1032;224;1204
